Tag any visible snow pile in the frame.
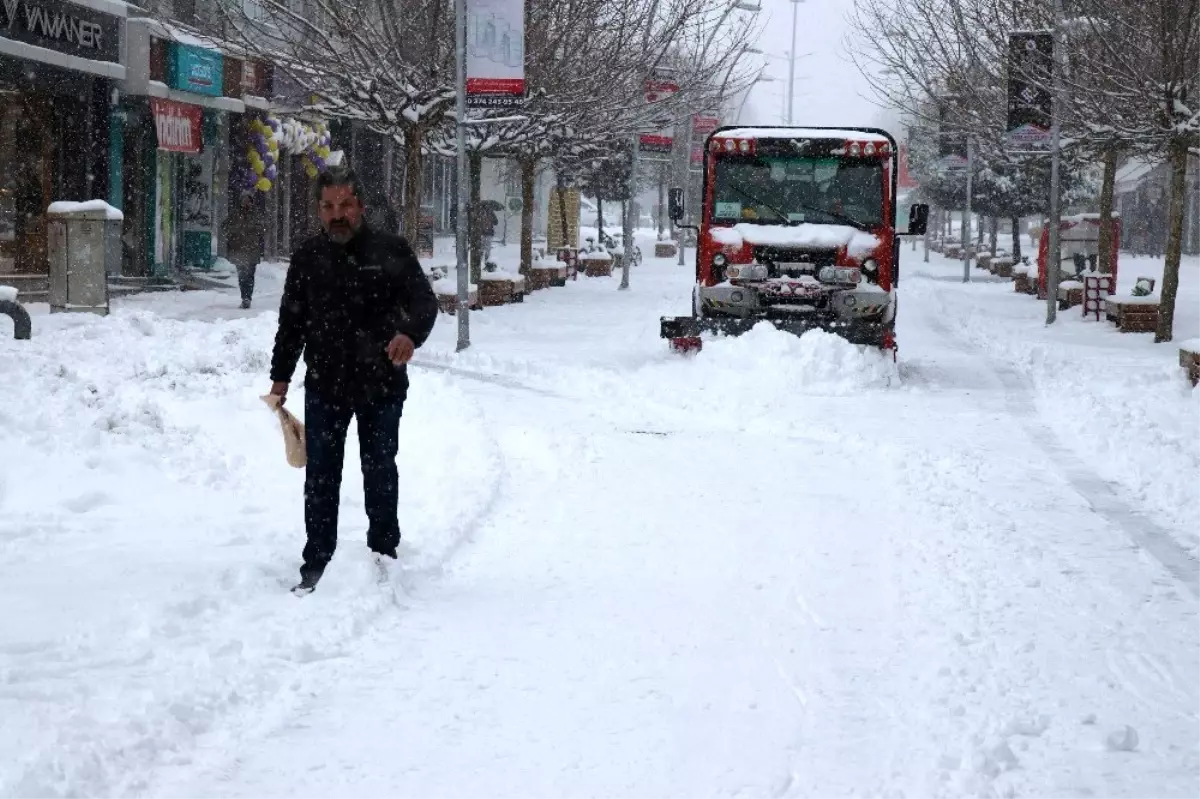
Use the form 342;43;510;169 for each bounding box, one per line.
0;285;17;302
0;304;499;796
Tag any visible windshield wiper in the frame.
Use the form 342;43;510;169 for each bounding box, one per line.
723;180;874;232
788;201;873;232
723;180;791;224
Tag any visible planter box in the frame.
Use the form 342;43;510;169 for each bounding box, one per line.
1057;284;1084;309
945;246;962;259
480;274;526;306
1106;297;1160;333
976;253;993;271
526;267;553;291
434;285;479;314
655;242;678;258
992;258;1014;278
1013;272;1036;295
581;254;614;277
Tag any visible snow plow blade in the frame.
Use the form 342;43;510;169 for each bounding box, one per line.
660;315;890;347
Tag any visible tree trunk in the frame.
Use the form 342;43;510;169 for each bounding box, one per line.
468;152;482;283
989;216;998;254
1011;216;1022;262
1098;146;1118;274
401;125;424;241
555;173;569;250
976;214;984;246
597;198;604;244
1155;138;1189;344
519;157;535;276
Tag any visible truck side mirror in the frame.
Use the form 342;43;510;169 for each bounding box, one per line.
668;188;685;223
907;203;929;236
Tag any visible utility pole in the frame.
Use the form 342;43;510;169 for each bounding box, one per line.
621;134;638;290
787;0;799;123
454;0;470;350
1044;0;1064;324
962;137;972;282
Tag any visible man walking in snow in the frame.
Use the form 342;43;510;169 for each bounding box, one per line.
268;166;439;595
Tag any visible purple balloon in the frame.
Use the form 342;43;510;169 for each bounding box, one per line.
265;164;277;181
266;118;279;131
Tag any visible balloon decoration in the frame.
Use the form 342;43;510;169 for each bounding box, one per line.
241;116;280;194
236;116;343;194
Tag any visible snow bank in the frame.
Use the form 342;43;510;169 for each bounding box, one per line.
46;200;124;220
0;285;17;302
911;268;1199;554
0;305;499;796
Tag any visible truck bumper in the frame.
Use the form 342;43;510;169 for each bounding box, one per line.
660;315;891;347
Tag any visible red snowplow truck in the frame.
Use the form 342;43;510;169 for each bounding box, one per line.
663;126;929;353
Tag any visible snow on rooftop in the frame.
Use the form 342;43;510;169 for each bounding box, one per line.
47;200;124;220
714;128;891;143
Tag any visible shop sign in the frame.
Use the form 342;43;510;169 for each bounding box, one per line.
151;97;203;154
168;42;224;97
0;0;120;62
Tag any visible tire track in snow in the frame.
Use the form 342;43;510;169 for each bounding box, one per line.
920;311;1198;598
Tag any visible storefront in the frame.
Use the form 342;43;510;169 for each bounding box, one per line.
120;18;243;276
0;0;125;276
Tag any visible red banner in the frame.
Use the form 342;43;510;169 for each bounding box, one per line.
898;143;918;190
692;114;720;137
150;98;203;154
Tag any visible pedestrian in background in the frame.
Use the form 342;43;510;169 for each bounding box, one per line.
223;192;266;309
267;166;438;596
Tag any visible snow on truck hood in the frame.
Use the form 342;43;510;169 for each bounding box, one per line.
710;223;881;259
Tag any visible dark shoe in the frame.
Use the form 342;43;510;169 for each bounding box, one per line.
292;560;327;596
370;545;397;559
240;298;251;309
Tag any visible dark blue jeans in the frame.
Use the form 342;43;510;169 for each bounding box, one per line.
303;390;406;568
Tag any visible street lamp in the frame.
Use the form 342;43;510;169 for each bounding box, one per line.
787;0;806;124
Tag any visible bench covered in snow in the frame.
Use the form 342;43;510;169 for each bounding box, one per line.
0;285;31;340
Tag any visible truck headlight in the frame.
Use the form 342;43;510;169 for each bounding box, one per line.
818;266;862;284
713;253;728;268
861;259;877;273
726;265;741;279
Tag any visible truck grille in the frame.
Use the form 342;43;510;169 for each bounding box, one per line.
752;246;839;278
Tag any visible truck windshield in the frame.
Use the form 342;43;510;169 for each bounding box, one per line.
712;156;884;230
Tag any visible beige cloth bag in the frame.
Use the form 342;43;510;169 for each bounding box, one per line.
261;394;306;468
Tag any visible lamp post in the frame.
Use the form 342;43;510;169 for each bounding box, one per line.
786;0;805;124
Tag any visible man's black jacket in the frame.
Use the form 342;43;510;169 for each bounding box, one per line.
270;224;438;403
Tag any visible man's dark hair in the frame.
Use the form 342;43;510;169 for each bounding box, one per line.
314;165;364;202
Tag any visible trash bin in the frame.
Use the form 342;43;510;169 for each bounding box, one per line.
46;200;122;316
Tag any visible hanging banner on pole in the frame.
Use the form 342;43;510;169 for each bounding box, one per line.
466;0;525;108
1006;31;1053;151
690;113;719;165
638;74;678;156
936;95;968;169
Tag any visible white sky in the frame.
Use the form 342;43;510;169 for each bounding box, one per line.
736;0;886;129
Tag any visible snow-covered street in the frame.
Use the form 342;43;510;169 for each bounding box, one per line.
1;242;1197;798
